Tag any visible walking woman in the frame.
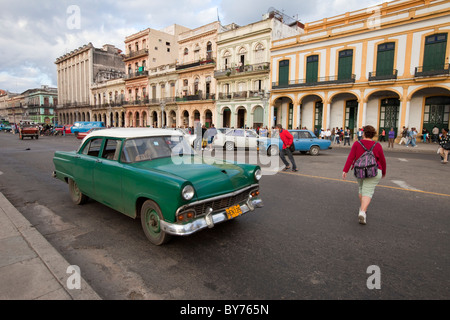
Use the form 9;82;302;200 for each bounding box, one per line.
342;125;386;225
388;127;395;148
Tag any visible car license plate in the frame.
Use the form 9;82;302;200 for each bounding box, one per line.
226;205;243;219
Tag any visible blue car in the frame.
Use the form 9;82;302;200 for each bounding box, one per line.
258;130;332;156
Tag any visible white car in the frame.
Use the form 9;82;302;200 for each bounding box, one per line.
214;129;260;151
167;128;197;146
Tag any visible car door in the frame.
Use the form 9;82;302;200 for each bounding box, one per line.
93;138;124;211
246;130;259;148
233;129;245;148
75;137;103;197
291;131;301;150
298;131;312;151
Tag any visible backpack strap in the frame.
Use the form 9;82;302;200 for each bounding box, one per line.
357;141;377;152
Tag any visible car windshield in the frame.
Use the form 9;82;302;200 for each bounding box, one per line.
121;135;194;163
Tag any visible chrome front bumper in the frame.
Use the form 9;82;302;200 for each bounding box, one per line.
160;197;264;236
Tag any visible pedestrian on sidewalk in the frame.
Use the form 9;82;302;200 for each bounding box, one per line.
406;127;417;148
277;124;297;172
357;128;363;141
438;128;450;164
432;126;439;143
399;126;408;145
344;128;351;146
342;125;386;225
379;129;386;142
388;127;395;148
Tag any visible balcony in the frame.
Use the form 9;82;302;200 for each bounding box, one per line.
217;90;267;101
369;69;398;81
176;58;215;71
214;62;270;79
123;49;149;62
414;64;449;77
272;74;356;89
176;92;215;102
124;70;149;80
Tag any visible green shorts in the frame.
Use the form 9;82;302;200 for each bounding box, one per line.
357;170;382;198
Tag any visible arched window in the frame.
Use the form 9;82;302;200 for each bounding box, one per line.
255;43;265;64
206;41;213;60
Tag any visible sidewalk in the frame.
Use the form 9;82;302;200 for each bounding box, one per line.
0;192;101;300
331;139;442;154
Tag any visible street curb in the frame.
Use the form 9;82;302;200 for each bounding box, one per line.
0;192;101;300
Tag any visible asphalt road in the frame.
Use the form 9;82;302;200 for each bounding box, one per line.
0;132;449;300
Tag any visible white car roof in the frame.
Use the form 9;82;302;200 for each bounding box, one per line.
82;128;183;142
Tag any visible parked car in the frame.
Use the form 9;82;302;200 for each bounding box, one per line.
52;128;263;245
258;129;332;156
0;124;12;132
76;127;107;140
214;128;260;151
71;121;105;136
18;124;39;140
55;125;73;135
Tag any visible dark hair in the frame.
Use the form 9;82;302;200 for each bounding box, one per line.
363;125;377;139
276;124;283;129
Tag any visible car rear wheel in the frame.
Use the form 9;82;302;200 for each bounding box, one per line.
310;145;320;156
267;145;279;156
140;200;171;246
68;178;88;205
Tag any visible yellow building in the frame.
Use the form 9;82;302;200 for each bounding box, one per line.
270;0;450;139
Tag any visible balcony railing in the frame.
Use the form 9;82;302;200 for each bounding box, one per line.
217;90;267;101
176;58;215;71
214;62;270;78
272;74;356;89
123;49;149;61
414;64;449;77
124;70;149;80
369;69;398;81
176;93;215;102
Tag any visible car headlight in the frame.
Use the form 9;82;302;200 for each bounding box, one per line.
182;185;195;200
254;169;262;181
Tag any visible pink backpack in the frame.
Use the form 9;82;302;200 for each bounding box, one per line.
353;141;378;179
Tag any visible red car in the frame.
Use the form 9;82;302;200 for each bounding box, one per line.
76;127;105;139
55;125;73;135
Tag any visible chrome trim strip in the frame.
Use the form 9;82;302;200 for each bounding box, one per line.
161;198;263;236
176;184;259;215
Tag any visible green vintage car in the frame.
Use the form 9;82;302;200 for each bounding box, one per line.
52;128;263;245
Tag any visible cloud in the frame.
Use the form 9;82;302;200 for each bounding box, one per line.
0;0;387;93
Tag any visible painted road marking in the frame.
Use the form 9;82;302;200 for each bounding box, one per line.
280;171;450;197
0;171;3;176
398;158;408;162
391;180;421;191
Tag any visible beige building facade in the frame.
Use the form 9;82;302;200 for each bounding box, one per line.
176;21;222;128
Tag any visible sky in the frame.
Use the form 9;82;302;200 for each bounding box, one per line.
0;0;389;93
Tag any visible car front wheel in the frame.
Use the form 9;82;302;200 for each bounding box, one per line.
140;200;171;246
68;178;88;205
310;145;320;156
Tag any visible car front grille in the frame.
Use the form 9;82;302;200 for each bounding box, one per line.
183;187;258;217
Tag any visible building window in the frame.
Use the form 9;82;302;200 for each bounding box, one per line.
278;60;289;86
338;49;353;80
423;33;448;72
306;55;319;83
376;42;395;77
